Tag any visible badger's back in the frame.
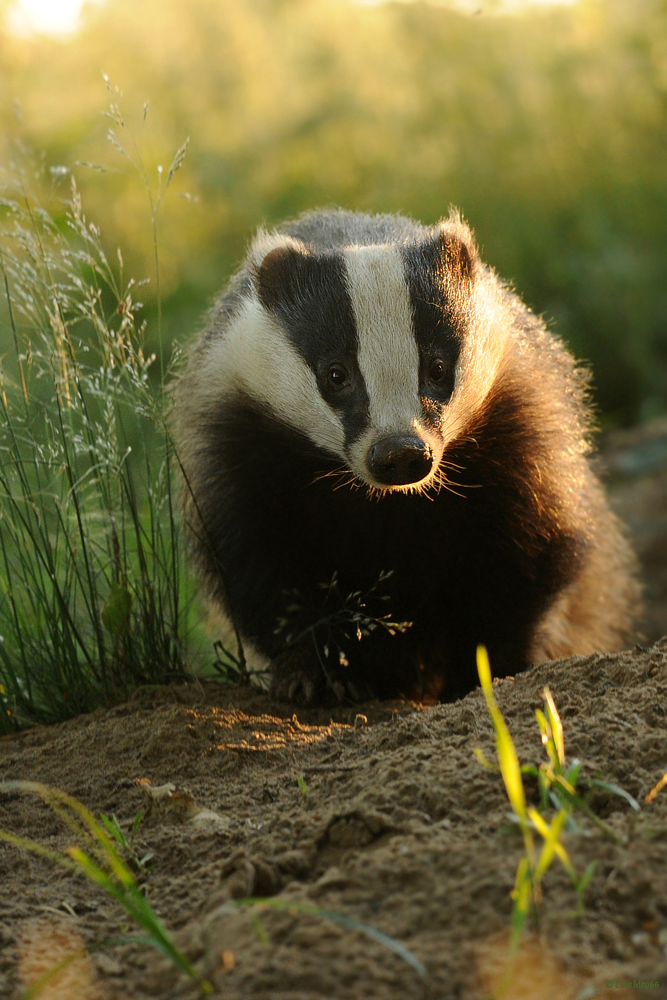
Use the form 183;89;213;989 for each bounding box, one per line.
172;208;641;703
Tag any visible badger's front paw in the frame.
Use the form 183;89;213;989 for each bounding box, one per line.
269;646;328;706
269;645;364;706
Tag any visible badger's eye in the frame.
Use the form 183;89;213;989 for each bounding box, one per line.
428;359;447;383
327;364;350;390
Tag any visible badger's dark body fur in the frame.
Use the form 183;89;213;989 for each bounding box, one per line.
173;209;640;704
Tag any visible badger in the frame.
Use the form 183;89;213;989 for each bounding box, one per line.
172;208;641;705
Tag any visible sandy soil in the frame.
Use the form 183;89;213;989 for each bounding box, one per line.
1;421;667;1000
2;641;667;1000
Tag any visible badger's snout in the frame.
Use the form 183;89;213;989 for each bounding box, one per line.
367;435;434;487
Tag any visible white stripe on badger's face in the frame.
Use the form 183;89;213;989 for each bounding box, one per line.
344;245;419;433
343;245;443;488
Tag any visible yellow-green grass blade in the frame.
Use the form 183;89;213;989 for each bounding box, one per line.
535;707;559;771
476;646;533;855
0;827;79;870
1;781;131;885
473;746;499;770
543;687;565;766
67;847;203;982
1;782;212;992
528;808;577;884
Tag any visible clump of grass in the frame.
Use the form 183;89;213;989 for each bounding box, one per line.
0;780;428;994
0;780;213;996
100;809;153;871
0;115;198;730
475;645;639;949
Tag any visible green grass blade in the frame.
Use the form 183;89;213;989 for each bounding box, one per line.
588;779;640;812
577;860;598;898
99;812;129;850
510;856;533;950
232;898;428;980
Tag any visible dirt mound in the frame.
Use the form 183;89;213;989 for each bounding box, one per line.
2;641;667;999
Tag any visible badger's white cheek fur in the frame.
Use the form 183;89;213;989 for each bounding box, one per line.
198;298;347;458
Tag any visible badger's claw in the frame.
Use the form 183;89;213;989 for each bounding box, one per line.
269;647;328;706
269;646;364;707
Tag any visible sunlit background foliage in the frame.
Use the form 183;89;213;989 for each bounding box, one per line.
1;0;666;423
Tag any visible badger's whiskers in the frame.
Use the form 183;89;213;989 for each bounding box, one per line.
430;462;469;498
311;466;365;493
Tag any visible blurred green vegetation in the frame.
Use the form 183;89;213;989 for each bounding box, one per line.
0;0;665;425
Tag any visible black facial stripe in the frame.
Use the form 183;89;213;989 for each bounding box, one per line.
258;247;370;446
400;241;461;414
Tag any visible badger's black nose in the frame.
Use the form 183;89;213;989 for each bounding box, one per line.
367;435;434;486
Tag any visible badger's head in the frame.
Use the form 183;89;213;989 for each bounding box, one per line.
210;215;508;494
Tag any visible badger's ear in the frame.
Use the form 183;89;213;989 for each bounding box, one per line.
251;236;310;313
433;219;479;286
